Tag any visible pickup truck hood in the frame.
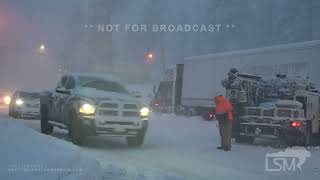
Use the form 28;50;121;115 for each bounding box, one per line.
73;88;140;104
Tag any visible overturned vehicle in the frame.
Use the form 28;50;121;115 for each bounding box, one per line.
222;69;320;146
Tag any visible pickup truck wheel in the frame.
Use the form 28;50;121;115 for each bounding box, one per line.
127;131;145;147
8;107;13;117
127;136;144;147
69;111;85;146
10;108;17;118
40;104;53;135
9;109;16;118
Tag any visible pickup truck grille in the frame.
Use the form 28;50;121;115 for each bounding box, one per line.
122;111;139;117
97;101;139;117
99;110;118;116
100;103;118;108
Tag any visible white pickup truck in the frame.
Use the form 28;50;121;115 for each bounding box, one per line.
40;74;149;147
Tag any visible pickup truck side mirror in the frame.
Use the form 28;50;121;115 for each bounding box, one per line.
130;91;142;98
55;87;71;95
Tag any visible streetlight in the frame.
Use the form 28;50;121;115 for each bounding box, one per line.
146;51;154;64
147;52;153;59
39;44;45;52
40;44;45;50
37;44;46;54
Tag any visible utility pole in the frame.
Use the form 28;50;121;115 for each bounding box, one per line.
87;0;113;68
160;32;166;74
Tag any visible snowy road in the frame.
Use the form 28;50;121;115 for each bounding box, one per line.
0;106;319;180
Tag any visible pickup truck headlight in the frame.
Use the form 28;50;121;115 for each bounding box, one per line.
16;99;24;106
140;107;150;117
79;103;96;115
4;96;11;105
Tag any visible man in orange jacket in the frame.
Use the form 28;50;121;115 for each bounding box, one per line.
214;94;233;151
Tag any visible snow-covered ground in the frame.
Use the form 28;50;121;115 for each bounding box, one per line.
0;106;183;180
0;105;319;180
0;114;107;180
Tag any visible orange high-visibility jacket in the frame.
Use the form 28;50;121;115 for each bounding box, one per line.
214;95;233;121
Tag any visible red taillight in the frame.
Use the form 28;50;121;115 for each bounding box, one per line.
291;121;301;128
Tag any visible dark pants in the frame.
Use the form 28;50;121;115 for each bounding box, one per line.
217;114;232;149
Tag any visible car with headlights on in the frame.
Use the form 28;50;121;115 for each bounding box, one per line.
0;90;12;106
40;74;149;147
9;91;40;119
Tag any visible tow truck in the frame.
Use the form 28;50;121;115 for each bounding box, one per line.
222;69;320;147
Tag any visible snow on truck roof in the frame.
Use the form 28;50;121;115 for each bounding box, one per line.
70;73;121;82
184;40;320;62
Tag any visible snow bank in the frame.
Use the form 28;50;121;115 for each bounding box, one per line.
0;118;125;180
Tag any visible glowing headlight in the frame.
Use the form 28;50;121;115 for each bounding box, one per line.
79;103;96;115
140;107;150;117
4;96;11;105
16;99;24;106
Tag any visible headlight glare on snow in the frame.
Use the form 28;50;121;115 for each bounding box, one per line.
140;107;150;117
79;103;96;115
16;99;24;106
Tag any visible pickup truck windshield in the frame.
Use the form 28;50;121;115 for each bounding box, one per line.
79;78;129;94
19;92;40;99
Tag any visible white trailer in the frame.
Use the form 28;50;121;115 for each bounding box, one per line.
182;40;320;109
